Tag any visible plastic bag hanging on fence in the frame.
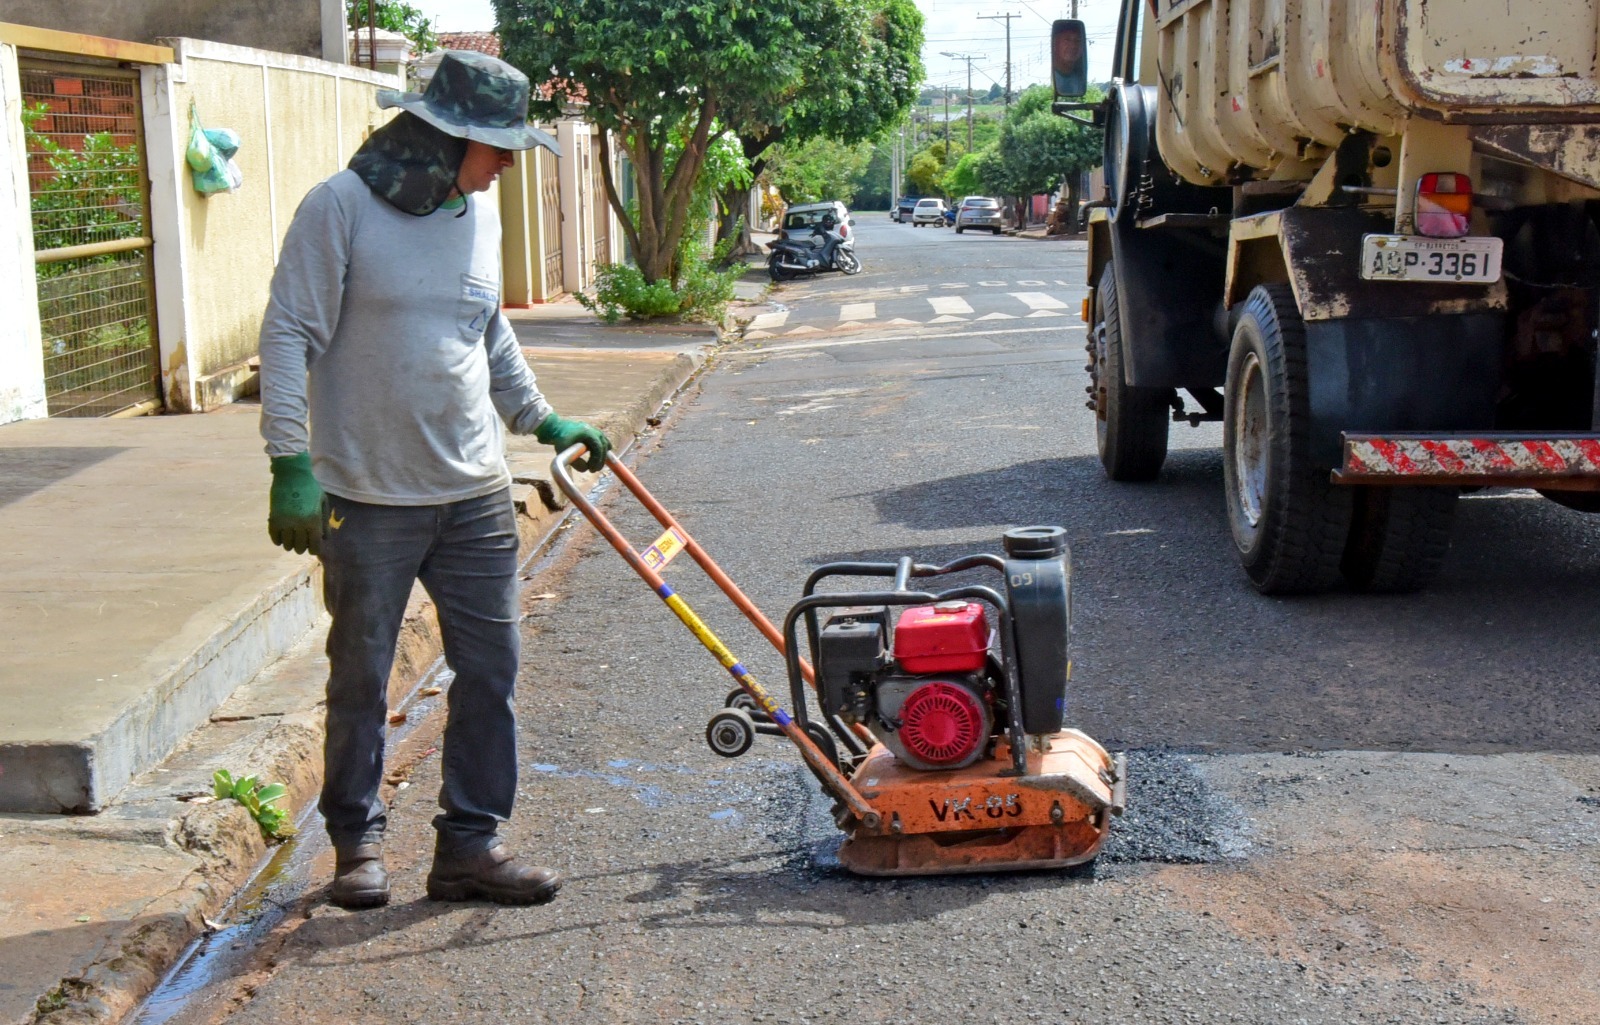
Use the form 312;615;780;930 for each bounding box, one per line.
186;105;243;195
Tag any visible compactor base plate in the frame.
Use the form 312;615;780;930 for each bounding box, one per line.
837;730;1123;876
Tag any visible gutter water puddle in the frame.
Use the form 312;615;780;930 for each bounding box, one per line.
128;818;319;1025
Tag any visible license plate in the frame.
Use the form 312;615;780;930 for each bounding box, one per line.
1360;234;1502;283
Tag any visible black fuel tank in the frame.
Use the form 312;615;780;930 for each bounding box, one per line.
1002;526;1071;735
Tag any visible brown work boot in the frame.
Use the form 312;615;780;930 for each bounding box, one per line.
330;843;390;909
425;844;562;905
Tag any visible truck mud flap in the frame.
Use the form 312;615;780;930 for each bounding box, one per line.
1110;219;1227;390
1305;314;1502;470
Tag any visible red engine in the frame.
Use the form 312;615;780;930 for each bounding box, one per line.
816;601;997;771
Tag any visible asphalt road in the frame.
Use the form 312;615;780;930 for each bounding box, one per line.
164;216;1600;1025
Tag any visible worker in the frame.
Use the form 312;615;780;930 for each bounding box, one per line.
257;51;609;910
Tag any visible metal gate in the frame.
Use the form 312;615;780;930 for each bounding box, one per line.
588;133;612;266
21;57;160;417
539;142;564;298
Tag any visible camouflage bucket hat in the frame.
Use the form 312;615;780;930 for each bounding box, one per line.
377;50;560;155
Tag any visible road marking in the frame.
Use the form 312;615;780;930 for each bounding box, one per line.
1017;280;1047;286
749;310;789;330
977;280;1008;287
1012;292;1069;309
738;323;1086;353
783;324;824;335
976;312;1018;320
839;302;876;321
929;296;974;316
1025;310;1064;318
882;318;921;326
939;282;968;289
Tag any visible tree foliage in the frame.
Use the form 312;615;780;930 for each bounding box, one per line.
765;137;874;206
977;84;1102;199
497;0;837;283
940;152;985;199
720;0;922;239
344;0;438;53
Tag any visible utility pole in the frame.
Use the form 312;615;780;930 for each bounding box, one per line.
978;12;1019;110
940;51;986;152
943;87;950;152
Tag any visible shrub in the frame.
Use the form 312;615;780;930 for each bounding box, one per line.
578;224;745;325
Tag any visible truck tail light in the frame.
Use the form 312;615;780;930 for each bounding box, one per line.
1416;172;1472;238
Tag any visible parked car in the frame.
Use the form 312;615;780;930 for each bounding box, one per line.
780;200;853;241
895;195;921;223
955;196;1004;234
911;198;947;227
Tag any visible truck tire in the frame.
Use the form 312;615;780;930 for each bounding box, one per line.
1223;284;1353;593
1092;263;1170;481
1341;487;1457;593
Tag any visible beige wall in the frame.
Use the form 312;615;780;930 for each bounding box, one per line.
0;42;46;424
0;0;341;62
146;38;395;410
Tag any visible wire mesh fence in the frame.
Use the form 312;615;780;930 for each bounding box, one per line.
21;60;160;417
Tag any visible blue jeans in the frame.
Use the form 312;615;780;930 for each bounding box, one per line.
318;488;520;855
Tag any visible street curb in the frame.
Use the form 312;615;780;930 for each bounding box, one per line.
26;345;715;1025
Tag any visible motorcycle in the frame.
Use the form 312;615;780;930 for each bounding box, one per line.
767;221;862;281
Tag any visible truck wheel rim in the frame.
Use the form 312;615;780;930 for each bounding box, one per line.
1233;351;1268;529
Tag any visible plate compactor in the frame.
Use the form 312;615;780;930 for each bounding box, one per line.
553;448;1125;876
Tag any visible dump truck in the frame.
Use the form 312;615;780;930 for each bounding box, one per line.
1052;3;1600;594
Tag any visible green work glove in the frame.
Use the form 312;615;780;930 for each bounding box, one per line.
535;413;611;473
268;452;325;555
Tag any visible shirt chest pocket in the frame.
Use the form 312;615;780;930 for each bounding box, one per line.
458;273;499;340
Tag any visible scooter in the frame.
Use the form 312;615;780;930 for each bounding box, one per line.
767;221;862;281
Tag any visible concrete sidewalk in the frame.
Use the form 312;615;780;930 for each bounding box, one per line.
0;294;745;1024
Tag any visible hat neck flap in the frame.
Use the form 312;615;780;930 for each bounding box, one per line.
348;112;468;217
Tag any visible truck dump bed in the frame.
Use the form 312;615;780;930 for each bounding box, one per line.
1155;0;1600;185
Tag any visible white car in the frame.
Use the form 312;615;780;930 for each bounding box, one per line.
911;198;947;227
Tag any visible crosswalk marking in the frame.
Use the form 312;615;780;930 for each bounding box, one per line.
744;288;1086;338
1011;292;1069;310
929;296;974;316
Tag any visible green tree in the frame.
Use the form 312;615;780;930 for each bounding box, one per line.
497;0;843;284
940;151;984;198
906;139;962;196
979;84;1102;223
766;137;874;206
852;144;894;210
719;0;923;245
344;0;438;54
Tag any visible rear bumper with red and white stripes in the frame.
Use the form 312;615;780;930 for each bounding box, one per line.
1337;433;1600;490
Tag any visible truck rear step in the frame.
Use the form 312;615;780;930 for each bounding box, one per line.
1338;433;1600;489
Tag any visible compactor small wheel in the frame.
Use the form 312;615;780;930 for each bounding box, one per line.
724;687;759;712
706;708;756;758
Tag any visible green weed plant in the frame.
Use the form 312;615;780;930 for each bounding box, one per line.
212;769;294;841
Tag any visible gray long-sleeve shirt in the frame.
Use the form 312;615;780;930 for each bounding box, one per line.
259;169;553;505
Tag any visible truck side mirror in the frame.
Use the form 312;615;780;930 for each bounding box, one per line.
1052;19;1088;100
